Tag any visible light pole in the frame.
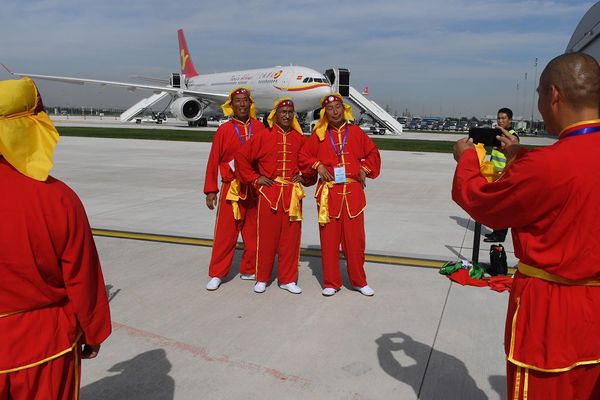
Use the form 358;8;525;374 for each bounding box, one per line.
530;57;538;134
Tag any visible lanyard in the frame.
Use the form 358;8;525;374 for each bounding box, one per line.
561;124;600;139
327;126;348;160
233;121;252;144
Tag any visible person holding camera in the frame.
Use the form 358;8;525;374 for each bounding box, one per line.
483;107;519;243
452;52;600;400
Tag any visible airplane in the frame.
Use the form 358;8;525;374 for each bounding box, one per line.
3;29;332;126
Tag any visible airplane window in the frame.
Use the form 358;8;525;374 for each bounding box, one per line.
308;78;313;83
303;78;309;83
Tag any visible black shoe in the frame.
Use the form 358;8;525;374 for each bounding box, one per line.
483;233;506;243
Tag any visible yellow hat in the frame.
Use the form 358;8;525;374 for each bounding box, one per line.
0;77;59;181
267;97;303;133
313;93;353;141
221;86;257;119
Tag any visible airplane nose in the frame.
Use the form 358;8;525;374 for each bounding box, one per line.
318;85;333;97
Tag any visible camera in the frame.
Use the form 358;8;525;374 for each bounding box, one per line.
468;128;502;147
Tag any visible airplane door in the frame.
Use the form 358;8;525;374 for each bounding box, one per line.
325;68;350;97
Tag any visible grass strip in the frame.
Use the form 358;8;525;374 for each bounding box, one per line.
57;126;538;153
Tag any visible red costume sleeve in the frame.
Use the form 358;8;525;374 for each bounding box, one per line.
61;188;112;345
298;132;320;174
204;126;225;194
298;134;318;186
452;148;553;230
357;127;381;179
234;131;264;184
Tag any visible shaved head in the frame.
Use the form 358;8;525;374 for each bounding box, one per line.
539;52;600;109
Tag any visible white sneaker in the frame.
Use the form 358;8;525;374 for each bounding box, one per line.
206;277;222;291
354;285;374;296
279;283;302;294
254;281;267;293
240;274;256;280
322;288;338;296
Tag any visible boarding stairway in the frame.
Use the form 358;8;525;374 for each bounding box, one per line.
347;86;403;135
120;91;170;122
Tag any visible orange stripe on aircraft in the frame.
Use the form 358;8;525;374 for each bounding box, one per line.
274;83;330;92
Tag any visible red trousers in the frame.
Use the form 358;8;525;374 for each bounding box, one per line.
318;209;367;289
0;349;80;400
208;182;257;278
256;196;301;284
507;362;600;400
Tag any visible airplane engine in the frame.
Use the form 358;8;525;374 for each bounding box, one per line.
170;97;203;121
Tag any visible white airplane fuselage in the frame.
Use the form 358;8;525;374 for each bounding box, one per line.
187;65;331;113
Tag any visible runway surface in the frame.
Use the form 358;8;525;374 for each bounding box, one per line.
48;135;514;399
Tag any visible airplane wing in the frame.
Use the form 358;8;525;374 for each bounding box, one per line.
3;68;227;104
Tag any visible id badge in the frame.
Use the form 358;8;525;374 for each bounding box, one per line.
333;166;346;184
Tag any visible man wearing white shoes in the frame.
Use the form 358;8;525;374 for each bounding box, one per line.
235;98;316;294
299;94;381;297
204;87;265;291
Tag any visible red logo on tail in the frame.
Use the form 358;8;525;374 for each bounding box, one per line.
177;29;199;78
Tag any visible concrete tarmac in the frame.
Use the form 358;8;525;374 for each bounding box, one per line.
49;136;513;399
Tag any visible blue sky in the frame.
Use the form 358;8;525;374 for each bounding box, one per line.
1;0;595;119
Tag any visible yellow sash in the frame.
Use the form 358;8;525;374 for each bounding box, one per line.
317;178;357;226
225;179;242;220
518;262;600;286
274;177;305;221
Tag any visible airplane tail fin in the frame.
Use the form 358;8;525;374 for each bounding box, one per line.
177;29;199;78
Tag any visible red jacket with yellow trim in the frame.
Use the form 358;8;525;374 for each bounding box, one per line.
203;117;265;195
299;123;381;218
0;158;111;372
452;130;600;371
235;125;316;211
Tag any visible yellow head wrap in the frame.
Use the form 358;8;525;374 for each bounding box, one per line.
313;93;354;141
266;97;303;133
0;77;59;181
221;86;257;119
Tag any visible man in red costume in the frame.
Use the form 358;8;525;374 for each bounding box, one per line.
452;52;600;399
0;77;112;399
235;98;316;294
204;87;265;290
299;94;381;296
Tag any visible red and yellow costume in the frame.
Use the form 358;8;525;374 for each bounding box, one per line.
235;99;315;284
204;89;265;278
299;95;381;289
452;120;600;399
0;78;111;399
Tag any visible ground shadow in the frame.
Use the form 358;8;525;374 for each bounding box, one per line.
303;253;354;290
376;331;487;400
488;375;507;400
219;249;245;284
105;284;121;303
304;254;324;287
449;216;492;235
80;349;174;400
